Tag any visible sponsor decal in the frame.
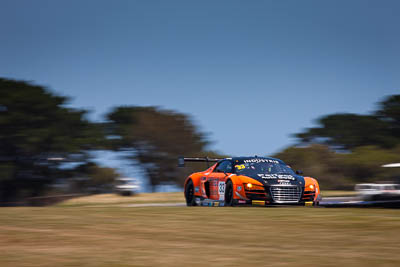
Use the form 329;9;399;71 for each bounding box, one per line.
237;186;242;191
305;202;313;207
213;202;219;207
257;174;295;180
195;186;199;192
278;180;291;185
235;164;245;170
244;159;279;164
238;200;246;204
195;198;201;204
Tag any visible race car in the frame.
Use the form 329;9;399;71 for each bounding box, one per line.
179;156;321;207
355;183;400;201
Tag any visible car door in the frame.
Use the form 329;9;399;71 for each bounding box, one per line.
207;160;233;200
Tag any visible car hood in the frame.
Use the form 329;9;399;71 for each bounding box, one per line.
244;173;305;187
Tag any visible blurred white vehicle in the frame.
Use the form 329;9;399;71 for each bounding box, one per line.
382;163;400;168
115;178;140;196
355;183;400;201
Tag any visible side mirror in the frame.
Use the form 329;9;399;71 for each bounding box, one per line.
296;170;303;175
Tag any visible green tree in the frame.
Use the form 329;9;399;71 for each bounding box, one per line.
289;94;400;189
377;95;400;139
107;106;209;190
0;78;102;203
338;145;400;184
274;144;352;189
295;114;393;150
296;95;400;150
274;144;400;190
69;162;120;193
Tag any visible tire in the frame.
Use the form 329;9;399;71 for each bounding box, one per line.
185;179;197;206
224;180;235;206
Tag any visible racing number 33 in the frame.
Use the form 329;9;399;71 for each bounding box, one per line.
218;181;225;200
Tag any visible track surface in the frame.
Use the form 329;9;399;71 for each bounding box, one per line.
124;202;186;207
321;196;400;208
122;196;400;208
121;197;354;207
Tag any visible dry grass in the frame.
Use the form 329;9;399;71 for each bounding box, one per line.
59;192;185;207
1;206;400;266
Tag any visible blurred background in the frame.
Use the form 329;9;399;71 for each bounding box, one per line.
2;1;400;266
1;0;400;204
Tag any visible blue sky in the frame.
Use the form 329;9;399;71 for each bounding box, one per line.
1;0;399;158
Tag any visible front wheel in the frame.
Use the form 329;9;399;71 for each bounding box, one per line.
224;180;235;206
185;179;197;206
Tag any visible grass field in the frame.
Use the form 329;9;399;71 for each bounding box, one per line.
59;192;186;207
1;203;400;267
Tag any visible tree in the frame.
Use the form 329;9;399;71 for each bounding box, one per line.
295;113;393;150
296;95;400;150
273;144;352;189
338;145;400;184
69;162;120;193
288;94;400;189
0;78;102;203
376;94;400;139
107;106;209;190
273;144;400;189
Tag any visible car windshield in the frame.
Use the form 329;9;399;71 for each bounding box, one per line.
234;160;295;176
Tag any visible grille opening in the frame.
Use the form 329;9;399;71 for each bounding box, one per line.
244;185;268;200
270;185;301;203
204;181;210;198
302;190;315;201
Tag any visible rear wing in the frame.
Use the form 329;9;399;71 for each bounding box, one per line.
178;157;223;168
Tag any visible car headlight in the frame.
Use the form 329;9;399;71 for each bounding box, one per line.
244;183;264;190
309;184;315;190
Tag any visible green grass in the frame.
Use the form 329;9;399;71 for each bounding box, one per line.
1;206;400;266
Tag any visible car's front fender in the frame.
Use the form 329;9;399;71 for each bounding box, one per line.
227;175;264;199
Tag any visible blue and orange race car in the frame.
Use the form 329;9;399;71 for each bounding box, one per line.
179;156;321;207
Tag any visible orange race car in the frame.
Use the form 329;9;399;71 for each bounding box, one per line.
179;156;321;207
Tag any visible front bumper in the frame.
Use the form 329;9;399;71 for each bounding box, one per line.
234;199;316;206
241;185;317;205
